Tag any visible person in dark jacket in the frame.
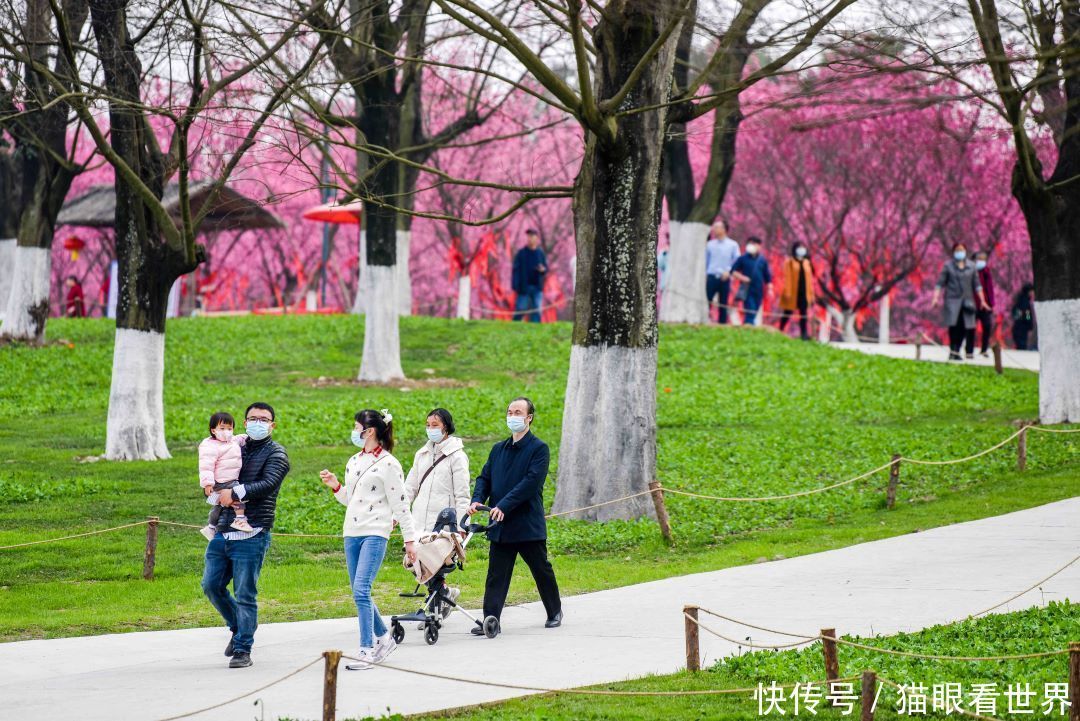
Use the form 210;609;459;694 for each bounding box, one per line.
201;401;290;668
511;230;547;323
973;251;996;356
730;236;772;325
1011;283;1036;350
469;397;562;635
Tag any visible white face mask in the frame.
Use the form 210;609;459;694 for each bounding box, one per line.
215;429;234;442
507;416;528;434
746;244;759;256
426;427;445;444
795;247;807;259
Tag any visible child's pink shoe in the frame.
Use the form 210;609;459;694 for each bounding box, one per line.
230;516;254;532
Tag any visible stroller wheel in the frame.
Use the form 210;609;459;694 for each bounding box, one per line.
424;624;439;645
483;615;500;639
391;621;405;644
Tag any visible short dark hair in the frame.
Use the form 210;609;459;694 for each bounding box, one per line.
355;409;394;452
790;241;806;257
245;402;275;421
974;250;989;259
951;242;966;252
747;236;763;245
66;275;78;283
510;396;535;417
525;228;539;235
209;412;235;436
427;408;455;436
713;217;728;230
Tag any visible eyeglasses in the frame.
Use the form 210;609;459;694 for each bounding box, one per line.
246;417;272;423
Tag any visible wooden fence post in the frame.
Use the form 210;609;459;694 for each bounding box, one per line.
649;481;673;546
886;455;901;510
822;628;839;703
915;342;922;360
993;343;1003;374
1068;642;1079;721
1017;423;1028;472
861;670;877;721
684;606;700;672
142;516;159;580
323;650;342;721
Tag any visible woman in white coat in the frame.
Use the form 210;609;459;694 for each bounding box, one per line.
405;408;470;614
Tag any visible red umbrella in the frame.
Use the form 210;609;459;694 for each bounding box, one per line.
302;200;363;224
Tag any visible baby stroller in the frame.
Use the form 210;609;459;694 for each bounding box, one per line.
390;506;501;645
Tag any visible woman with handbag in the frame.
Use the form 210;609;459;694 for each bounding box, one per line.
404;408;471;616
932;243;988;361
319;409;418;669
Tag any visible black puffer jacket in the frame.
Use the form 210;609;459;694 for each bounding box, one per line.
215;436;290;533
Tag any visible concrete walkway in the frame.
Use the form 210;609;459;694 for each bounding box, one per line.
3;498;1077;721
832;341;1040;372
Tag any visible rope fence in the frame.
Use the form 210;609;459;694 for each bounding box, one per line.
3;423;1078;562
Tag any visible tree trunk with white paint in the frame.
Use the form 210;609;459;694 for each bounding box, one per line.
826;305;859;343
1035;299;1080;423
551;3;681;521
878;295;890;344
396;229;412;316
456;274;471;320
93;0;200;460
0;239;14;320
106;327;170;460
658;221;709;323
358;264;405;381
1;246;51;342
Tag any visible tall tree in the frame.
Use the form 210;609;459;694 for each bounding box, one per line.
0;0;89;342
659;0;763;323
28;0;323;458
438;0;854;520
304;0;497;381
883;0;1080;421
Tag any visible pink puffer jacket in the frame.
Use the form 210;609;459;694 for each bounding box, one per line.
198;437;243;487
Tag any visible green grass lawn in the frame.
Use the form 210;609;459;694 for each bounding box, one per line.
391;602;1079;721
0;315;1077;641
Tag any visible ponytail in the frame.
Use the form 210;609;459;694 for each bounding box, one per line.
355;408;395;452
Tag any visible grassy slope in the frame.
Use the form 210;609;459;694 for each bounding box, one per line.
0;315;1077;641
391;602;1079;721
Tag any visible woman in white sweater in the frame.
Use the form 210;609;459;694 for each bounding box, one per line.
319;409;417;669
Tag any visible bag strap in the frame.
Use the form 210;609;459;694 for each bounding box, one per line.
415;449;452;496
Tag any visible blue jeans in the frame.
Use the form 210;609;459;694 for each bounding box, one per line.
514;287;543;322
344;535;389;648
201;531;271;654
743;295;762;325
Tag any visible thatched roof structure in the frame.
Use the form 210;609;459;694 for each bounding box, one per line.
58;180;284;232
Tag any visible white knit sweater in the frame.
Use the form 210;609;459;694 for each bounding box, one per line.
333;448;418;542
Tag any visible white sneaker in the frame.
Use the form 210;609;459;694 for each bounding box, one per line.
199;526;216;541
345;648;378;671
374;634;397;662
441;587;461;619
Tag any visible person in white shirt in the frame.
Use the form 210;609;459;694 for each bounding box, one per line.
704;219;741;323
405;408;471;617
319;409;417;669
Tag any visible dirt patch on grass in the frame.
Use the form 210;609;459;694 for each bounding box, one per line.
302;374;477;391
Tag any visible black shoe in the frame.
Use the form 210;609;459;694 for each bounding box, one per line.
229;652;252;668
224;635;236;657
545;611;563;628
470;625;485;636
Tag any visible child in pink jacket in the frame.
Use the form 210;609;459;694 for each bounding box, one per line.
199;412;251;540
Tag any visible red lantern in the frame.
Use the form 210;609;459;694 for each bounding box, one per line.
63;236;85;261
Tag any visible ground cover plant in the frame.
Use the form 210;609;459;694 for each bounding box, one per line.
0;315;1077;640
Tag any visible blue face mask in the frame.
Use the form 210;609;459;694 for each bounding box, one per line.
350;429;366;448
246;420;270;441
507;416;528;434
954;251;966;262
426;427;445;444
975;260;987;271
